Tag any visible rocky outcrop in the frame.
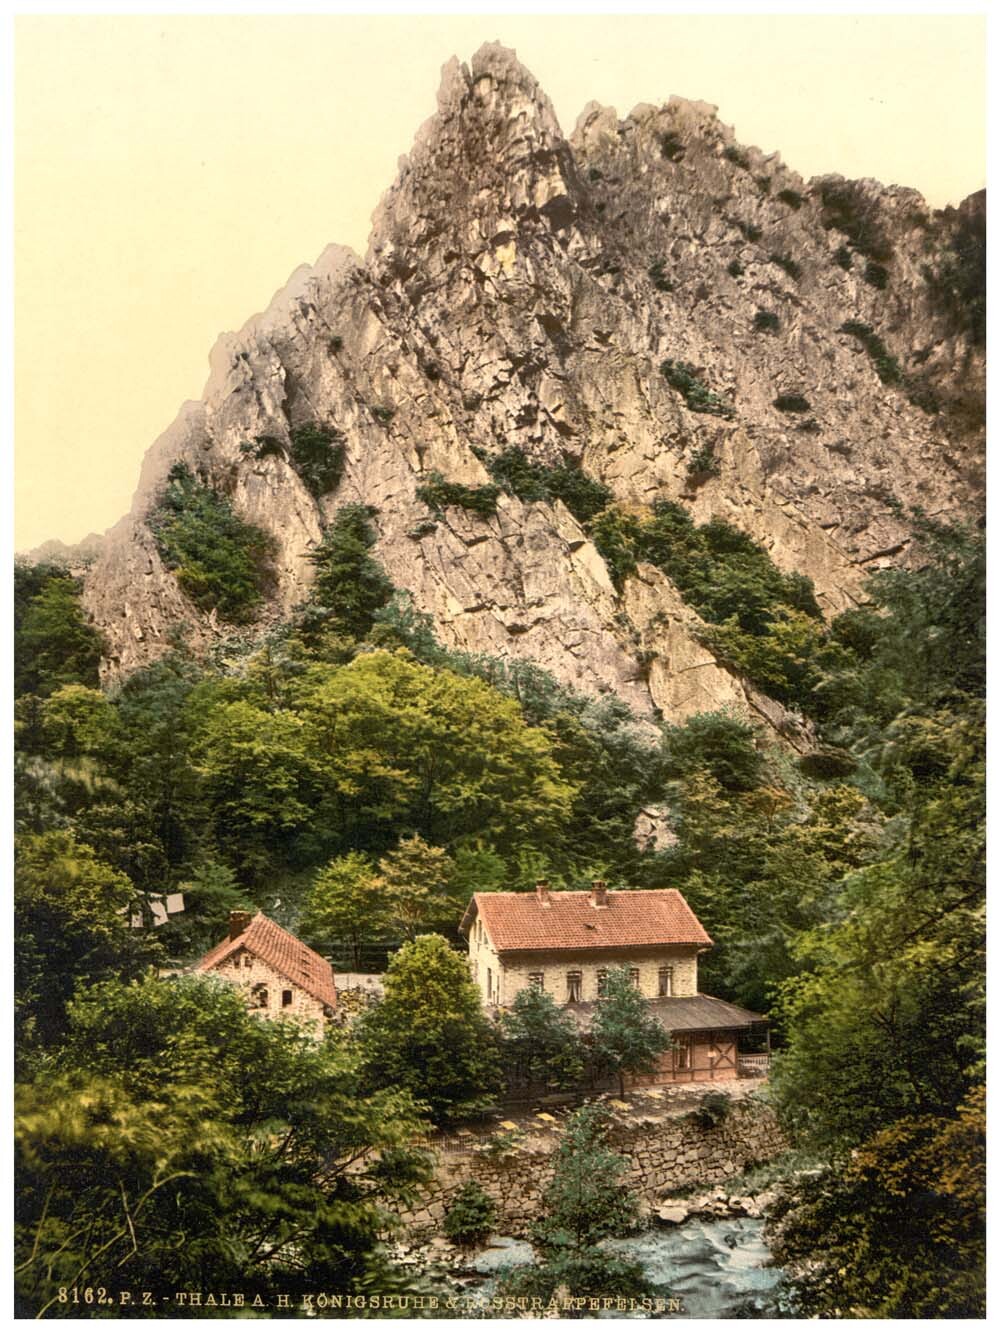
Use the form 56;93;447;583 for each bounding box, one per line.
82;43;984;730
20;532;105;569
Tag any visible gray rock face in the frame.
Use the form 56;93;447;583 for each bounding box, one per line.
83;43;984;732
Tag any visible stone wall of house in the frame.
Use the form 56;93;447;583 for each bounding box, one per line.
469;922;503;1005
208;948;327;1034
495;947;700;1007
468;923;700;1009
398;1090;786;1239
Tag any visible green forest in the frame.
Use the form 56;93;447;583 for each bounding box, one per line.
13;487;984;1316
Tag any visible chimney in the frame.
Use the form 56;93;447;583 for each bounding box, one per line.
229;910;253;940
591;880;608;908
535;880;551;907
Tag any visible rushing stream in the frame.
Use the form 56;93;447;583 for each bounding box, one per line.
470;1217;786;1318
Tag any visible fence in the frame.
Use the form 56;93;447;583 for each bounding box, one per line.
738;1053;771;1076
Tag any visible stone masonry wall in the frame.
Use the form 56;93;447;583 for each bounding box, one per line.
208;948;327;1035
398;1091;786;1239
492;947;700;1008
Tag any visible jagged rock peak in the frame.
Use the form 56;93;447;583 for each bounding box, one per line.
80;41;983;730
368;43;581;269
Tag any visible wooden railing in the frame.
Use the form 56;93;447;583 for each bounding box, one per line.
738;1053;771;1076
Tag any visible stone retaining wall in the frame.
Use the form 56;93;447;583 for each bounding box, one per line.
399;1090;787;1239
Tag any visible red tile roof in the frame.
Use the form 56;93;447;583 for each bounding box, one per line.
195;913;338;1011
460;889;713;954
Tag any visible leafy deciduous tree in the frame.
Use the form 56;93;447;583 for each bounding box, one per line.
356;934;501;1124
590;967;670;1096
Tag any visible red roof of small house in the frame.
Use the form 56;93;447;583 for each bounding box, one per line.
459;889;713;954
195;912;337;1010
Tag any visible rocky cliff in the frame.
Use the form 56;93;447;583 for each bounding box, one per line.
82;44;984;736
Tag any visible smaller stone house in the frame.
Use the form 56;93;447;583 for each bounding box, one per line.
195;911;337;1036
460;882;765;1086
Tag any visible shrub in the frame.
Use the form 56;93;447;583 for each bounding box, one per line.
483;448;613;526
755;175;772;195
588;508;643;588
687;1090;731;1130
648;259;673;292
302;503;394;642
659;132;685;162
817;179;893;262
777;188;804;210
736;220;763;243
770;253;802;281
727;259;744;278
149;463;275;624
921;210;986;346
839;322;902;386
370;405;395;424
687;446;721;480
241;424;346;498
753;310;780;334
723;145;750;169
774;394;811;413
798;748;857;780
660;359;735;418
834;245;853;271
588;167;603;182
663;711;764;792
903;376;942;416
415;472;500;518
591;499;822;637
288;423;346;498
863;261;890;290
243;435;284;461
443;1181;497;1246
327;335;343;354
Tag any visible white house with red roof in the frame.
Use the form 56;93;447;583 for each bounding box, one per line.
195;911;337;1036
459;881;766;1085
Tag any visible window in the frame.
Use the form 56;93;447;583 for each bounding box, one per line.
675;1036;691;1070
567;971;583;1003
658;966;674;997
487;967;492;1001
282;989;293;1008
243;955;253;969
528;972;544;991
629;967;641;991
251;983;268;1009
596;968;609;997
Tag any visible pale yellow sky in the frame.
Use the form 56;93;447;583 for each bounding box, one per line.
14;14;986;552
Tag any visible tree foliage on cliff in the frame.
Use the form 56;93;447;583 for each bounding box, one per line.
149;462;276;622
15;564;105;698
